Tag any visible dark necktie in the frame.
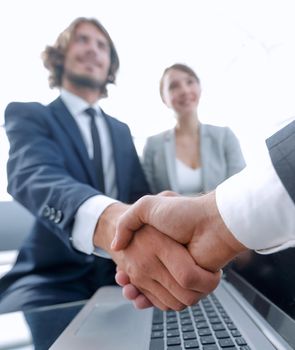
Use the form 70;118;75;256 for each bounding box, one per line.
85;108;105;193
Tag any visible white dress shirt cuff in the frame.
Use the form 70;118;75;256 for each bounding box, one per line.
71;195;118;256
216;145;295;254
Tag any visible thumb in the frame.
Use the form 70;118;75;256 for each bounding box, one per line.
111;199;147;250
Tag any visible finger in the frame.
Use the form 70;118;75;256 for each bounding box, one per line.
157;190;180;197
153;255;204;307
133;272;187;311
135;285;172;311
159;242;222;294
132;293;154;309
115;270;130;286
122;284;141;300
120;284;154;309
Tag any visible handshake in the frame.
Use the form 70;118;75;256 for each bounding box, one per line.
94;191;247;311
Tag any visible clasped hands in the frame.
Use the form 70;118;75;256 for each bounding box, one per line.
94;191;246;311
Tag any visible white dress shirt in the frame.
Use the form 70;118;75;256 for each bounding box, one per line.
216;126;295;254
60;89;117;255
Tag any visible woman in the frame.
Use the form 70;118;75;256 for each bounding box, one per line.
143;63;246;195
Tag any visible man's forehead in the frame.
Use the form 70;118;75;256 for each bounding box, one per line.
74;22;109;41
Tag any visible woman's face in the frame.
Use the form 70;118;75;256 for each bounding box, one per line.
161;68;201;115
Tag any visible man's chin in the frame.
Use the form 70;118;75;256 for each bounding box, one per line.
65;72;106;90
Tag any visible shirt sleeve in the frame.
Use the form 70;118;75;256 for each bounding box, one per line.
71;195;117;256
216;141;295;254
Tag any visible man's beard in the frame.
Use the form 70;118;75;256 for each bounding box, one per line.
65;70;107;91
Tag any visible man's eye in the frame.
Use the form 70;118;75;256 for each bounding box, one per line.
97;41;110;52
76;35;87;43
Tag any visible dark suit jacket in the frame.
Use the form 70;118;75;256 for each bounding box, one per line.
266;120;295;204
1;97;149;301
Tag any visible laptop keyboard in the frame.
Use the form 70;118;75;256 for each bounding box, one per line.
149;293;251;350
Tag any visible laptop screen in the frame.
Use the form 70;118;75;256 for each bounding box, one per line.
228;248;295;319
225;247;295;347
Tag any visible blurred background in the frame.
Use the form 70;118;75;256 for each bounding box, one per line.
1;0;295;200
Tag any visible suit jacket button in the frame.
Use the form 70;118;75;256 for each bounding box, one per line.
43;205;51;218
49;207;56;221
54;210;63;224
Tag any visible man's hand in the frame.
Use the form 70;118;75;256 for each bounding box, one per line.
93;202;221;310
110;192;247;309
112;192;247;272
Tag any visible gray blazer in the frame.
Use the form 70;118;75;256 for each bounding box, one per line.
143;123;246;194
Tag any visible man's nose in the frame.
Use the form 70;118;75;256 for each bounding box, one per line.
179;84;190;95
86;40;99;55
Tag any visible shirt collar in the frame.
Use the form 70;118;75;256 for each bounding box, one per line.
60;88;102;117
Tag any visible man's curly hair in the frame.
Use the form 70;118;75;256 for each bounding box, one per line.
42;17;119;96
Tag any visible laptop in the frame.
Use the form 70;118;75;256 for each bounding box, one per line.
51;248;295;350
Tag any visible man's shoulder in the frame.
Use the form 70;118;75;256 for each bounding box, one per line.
4;101;54;127
5;101;48;115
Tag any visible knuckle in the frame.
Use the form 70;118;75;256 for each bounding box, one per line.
203;274;221;294
183;293;200;307
178;270;194;289
174;302;186;311
138;195;152;207
157;304;169;311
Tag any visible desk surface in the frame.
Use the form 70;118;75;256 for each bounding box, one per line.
0;300;86;350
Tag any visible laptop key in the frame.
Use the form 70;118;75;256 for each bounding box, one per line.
182;319;193;325
209;317;221;324
149;338;164;350
196;321;209;329
235;337;247;346
167;330;180;337
152;324;164;331
194;316;206;322
200;336;216;345
151;331;164;339
167;337;181;346
153;309;164;324
227;323;237;330
218;338;235;347
212;323;225;331
230;330;241;337
240;346;251;350
202;345;219;350
181;325;195;332
167;322;179;330
214;330;230;339
198;328;212;336
184;340;199;348
182;331;196;340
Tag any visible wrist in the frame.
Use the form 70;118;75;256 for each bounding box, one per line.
93;202;129;254
190;192;247;272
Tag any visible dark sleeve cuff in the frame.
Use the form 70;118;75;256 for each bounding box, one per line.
266;120;295;204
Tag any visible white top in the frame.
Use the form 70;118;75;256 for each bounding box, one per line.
60;89;117;256
216;126;295;254
176;159;203;195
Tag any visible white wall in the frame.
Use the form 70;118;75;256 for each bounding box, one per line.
1;0;295;200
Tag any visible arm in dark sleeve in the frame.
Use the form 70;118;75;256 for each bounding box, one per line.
5;102;100;238
266;120;295;204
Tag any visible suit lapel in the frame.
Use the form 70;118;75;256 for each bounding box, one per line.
164;130;179;192
49;97;100;188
